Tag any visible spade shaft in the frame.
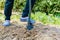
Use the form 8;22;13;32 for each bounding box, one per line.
28;0;31;23
27;0;33;30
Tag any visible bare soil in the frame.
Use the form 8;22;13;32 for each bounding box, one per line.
0;20;60;40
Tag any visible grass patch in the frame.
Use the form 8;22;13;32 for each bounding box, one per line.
31;12;60;25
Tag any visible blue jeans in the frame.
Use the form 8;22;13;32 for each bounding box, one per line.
22;0;36;17
4;0;36;20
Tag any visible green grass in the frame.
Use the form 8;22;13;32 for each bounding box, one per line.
31;12;60;25
0;12;60;25
0;13;4;20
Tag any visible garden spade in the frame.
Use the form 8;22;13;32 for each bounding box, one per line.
27;0;34;30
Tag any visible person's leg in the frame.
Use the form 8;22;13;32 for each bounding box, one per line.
3;0;14;26
22;0;36;17
20;0;36;24
4;0;14;20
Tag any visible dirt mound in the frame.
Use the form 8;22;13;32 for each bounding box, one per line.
0;20;60;40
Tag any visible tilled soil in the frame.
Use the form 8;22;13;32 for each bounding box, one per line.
0;20;60;40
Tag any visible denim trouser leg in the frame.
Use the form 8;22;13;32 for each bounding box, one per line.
4;0;14;20
22;0;36;17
